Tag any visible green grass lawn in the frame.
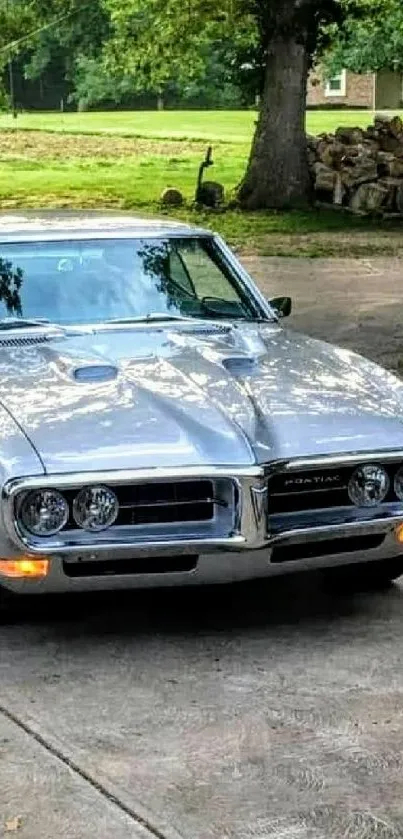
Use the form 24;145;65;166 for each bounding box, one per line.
0;110;402;256
0;109;401;142
0;157;400;257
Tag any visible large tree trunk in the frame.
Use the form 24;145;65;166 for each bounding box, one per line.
238;34;311;210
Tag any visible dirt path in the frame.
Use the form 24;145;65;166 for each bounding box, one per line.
0;130;210;159
242;256;403;372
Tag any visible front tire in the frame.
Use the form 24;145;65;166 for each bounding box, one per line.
324;557;403;593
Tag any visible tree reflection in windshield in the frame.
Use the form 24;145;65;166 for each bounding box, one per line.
137;240;181;312
0;258;23;316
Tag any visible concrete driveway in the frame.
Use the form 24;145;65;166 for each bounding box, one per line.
243;256;403;372
2;258;403;839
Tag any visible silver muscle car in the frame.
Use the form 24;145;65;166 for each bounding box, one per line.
0;210;403;609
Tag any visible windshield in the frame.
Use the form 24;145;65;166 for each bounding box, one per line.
0;237;263;326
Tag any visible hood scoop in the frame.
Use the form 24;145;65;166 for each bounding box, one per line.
74;364;118;383
222;356;259;376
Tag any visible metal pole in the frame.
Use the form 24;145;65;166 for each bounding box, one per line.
8;56;17;118
6;0;17;119
372;71;377;114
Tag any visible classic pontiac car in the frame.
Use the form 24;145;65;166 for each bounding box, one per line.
0;210;403;610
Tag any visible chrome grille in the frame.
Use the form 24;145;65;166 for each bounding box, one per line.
11;477;237;549
5;468;254;554
268;463;401;514
63;480;219;529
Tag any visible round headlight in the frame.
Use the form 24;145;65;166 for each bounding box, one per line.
73;486;119;532
394;467;403;501
20;489;69;537
348;463;389;508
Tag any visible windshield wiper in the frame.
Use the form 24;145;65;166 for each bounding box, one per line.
105;314;193;324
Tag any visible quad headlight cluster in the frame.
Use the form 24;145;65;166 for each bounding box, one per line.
347;463;403;508
19;485;119;537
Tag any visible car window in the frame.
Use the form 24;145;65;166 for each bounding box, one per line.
0;237;262;325
178;245;239;302
169;250;197;298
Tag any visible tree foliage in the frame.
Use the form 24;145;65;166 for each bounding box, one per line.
0;0;110;110
21;0;110;104
325;0;403;74
0;258;23;315
101;0;256;97
0;0;37;54
101;0;347;93
2;0;253;108
1;0;366;110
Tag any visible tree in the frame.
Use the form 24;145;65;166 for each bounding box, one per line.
0;0;111;111
0;0;39;111
0;0;36;51
0;258;23;315
72;41;246;110
101;0;356;209
1;0;368;208
18;0;110;110
324;0;403;75
230;1;352;208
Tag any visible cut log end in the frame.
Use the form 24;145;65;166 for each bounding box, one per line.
309;113;403;217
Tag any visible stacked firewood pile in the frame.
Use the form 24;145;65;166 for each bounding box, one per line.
308;114;403;216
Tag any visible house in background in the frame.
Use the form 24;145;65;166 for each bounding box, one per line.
307;68;403;110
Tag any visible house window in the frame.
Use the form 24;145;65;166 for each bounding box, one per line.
325;70;347;97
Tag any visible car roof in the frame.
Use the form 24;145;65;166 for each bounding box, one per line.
0;210;212;243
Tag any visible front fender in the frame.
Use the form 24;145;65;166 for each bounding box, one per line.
0;405;44;558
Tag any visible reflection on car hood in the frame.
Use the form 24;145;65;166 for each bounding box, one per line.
1;321;403;475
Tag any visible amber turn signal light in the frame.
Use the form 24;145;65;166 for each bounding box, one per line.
395;524;403;545
0;557;50;579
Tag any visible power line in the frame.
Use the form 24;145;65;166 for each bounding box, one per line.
1;3;95;117
0;5;91;56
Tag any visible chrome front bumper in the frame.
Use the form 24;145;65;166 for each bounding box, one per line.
2;522;403;595
2;459;403;594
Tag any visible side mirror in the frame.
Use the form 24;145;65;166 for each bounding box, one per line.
269;296;292;319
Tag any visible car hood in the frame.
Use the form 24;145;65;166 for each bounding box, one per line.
1;321;403;475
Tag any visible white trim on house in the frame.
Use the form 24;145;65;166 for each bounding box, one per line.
325;69;347;98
